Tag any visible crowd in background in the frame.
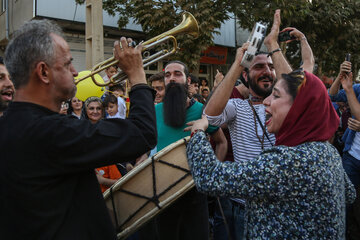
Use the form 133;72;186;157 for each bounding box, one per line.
1;8;360;240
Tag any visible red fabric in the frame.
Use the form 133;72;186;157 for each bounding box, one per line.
275;71;339;146
230;87;245;99
96;165;122;193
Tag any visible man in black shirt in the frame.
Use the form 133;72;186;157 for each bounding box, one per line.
0;19;157;239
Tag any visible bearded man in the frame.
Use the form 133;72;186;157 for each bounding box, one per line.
204;52;277;240
0;56;15;116
204;16;314;240
153;60;227;240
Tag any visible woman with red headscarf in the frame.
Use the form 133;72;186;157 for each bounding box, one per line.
185;9;355;238
186;68;355;239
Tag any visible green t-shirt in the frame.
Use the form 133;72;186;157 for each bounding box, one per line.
155;101;218;151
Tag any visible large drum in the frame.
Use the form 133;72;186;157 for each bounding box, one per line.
103;136;194;239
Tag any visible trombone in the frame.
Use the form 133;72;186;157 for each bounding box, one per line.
75;12;199;87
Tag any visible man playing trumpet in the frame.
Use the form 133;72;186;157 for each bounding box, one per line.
0;19;157;240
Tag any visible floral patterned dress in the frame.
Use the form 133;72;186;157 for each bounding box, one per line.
187;131;356;239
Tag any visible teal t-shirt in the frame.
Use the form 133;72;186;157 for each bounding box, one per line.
155;101;218;151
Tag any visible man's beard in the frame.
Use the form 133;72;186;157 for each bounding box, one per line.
248;75;273;98
0;88;13;112
162;82;188;128
65;85;77;100
0;98;8;112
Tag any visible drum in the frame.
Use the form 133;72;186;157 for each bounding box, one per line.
103;136;194;239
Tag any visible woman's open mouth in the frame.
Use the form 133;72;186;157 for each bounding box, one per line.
265;110;272;125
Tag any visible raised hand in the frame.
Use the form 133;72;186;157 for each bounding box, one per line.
280;27;305;43
184;115;209;134
264;9;281;50
114;37;146;86
348;118;360;132
340;71;353;92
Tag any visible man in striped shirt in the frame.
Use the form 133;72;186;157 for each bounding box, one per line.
204;9;314;239
205;48;276;240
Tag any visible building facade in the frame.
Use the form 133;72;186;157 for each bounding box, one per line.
0;0;247;86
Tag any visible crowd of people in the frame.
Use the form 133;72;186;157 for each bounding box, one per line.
0;8;359;240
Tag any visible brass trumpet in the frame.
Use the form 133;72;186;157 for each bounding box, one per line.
75;12;199;87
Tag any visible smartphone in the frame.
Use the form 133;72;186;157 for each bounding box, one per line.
278;30;296;42
346;53;351;61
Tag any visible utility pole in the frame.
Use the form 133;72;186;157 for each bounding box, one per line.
85;0;104;69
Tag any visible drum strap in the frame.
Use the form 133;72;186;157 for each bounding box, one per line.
151;156;161;208
110;187;120;230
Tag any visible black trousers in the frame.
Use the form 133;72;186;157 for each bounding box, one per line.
156;188;209;240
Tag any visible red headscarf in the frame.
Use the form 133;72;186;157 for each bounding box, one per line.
275;71;339;146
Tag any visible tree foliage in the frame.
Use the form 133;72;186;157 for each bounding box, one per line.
76;0;360;77
77;0;234;71
230;0;360;77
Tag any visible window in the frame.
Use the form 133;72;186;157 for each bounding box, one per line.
1;0;6;13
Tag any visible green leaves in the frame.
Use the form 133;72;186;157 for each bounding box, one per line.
232;0;360;76
98;0;232;71
77;0;360;76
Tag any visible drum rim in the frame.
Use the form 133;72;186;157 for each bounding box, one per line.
103;136;190;198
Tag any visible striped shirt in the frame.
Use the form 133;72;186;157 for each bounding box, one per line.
206;98;275;203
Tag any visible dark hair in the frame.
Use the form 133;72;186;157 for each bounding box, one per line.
148;72;165;84
0;56;4;65
189;74;199;84
67;97;86;119
240;68;249;88
201;78;208;86
106;64;118;70
192;93;205;104
103;94;118;108
165;60;189;77
244;52;269;72
201;88;209;93
109;84;125;93
281;69;306;100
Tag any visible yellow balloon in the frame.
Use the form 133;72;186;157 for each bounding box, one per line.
75;71;105;101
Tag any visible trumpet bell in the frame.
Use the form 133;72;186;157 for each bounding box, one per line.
169;12;199;39
74;11;199;99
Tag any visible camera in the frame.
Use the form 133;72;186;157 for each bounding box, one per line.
241;22;267;68
278;30;296;42
61;102;69;109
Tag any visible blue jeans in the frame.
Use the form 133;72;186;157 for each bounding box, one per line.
213;198;245;240
342;152;360;239
342;151;360;187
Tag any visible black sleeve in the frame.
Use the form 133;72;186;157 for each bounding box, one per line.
46;85;157;172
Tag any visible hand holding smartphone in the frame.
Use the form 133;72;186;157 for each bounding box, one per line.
343;53;351;74
278;30;296;42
